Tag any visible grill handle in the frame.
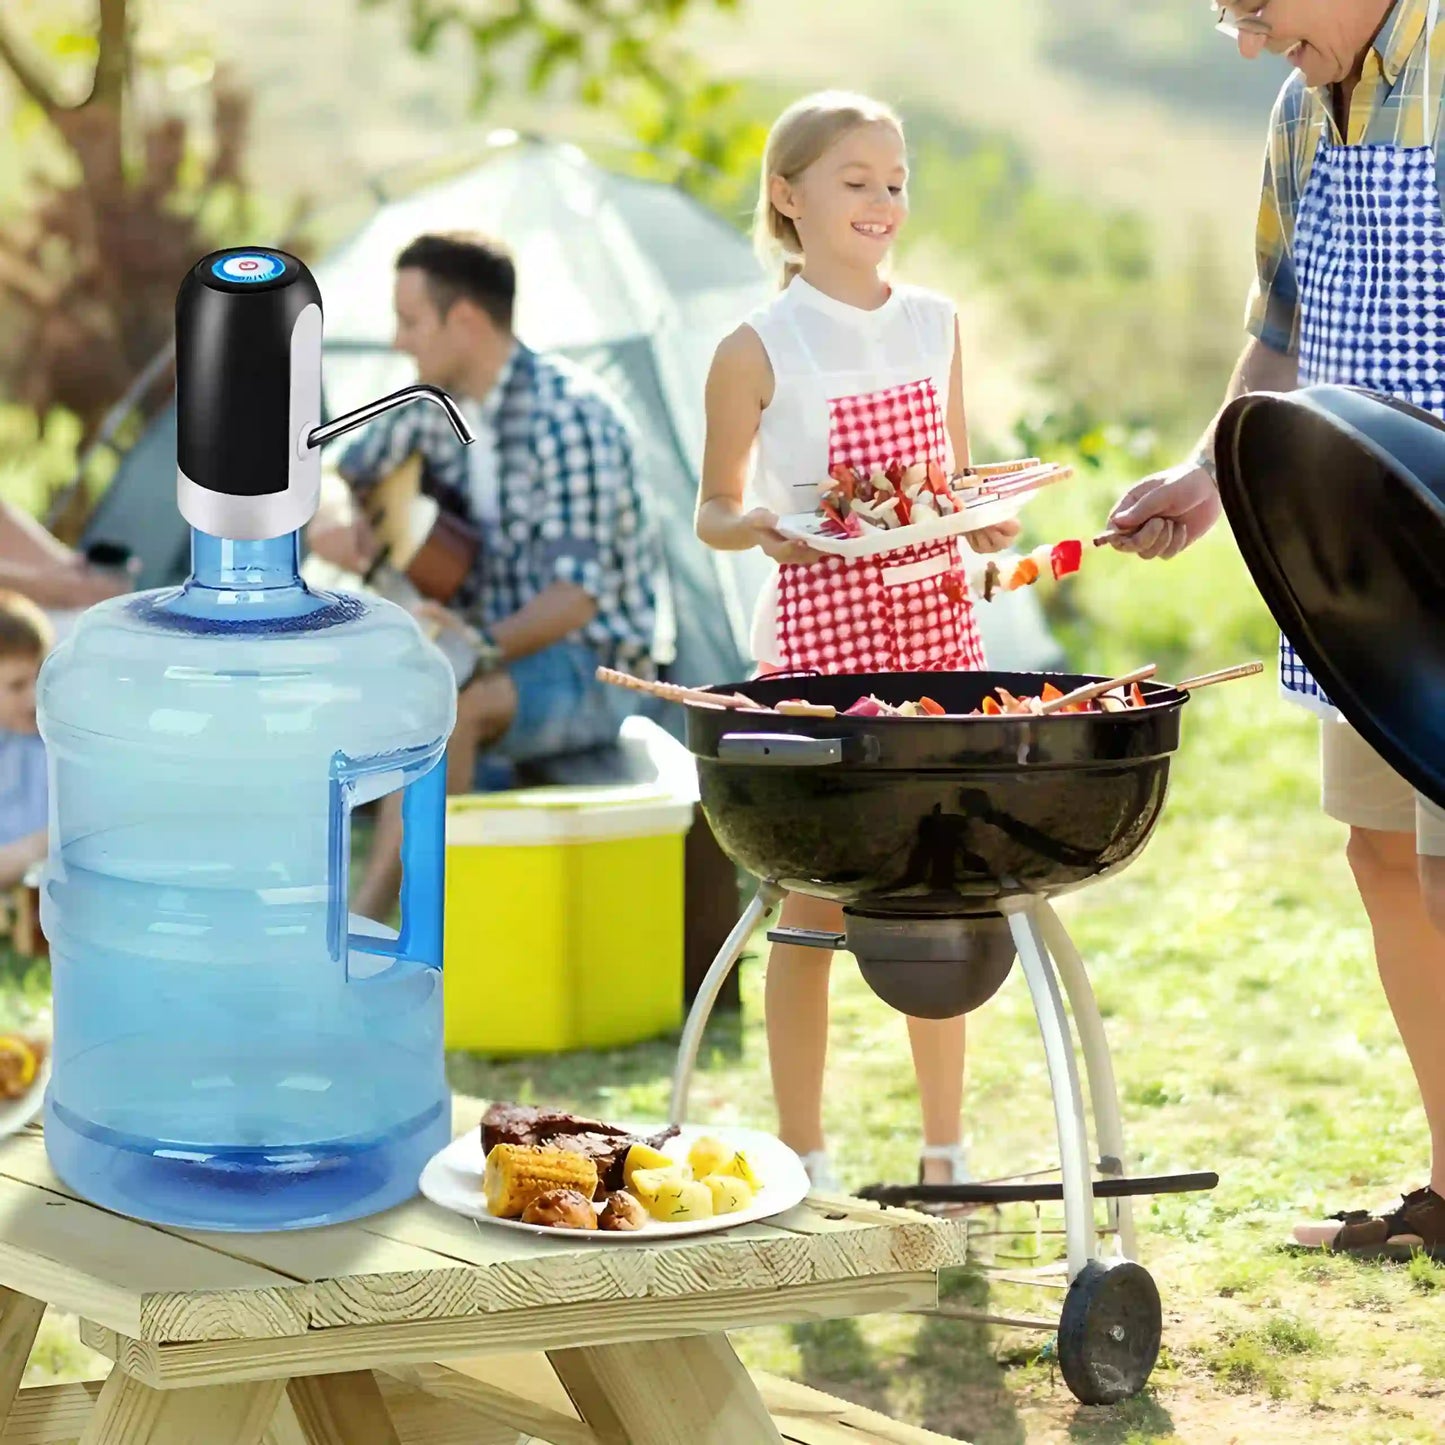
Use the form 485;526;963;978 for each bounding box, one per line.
716;733;845;767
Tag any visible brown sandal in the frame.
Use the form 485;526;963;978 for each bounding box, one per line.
1300;1186;1445;1261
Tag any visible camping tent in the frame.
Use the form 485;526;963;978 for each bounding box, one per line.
79;136;1059;683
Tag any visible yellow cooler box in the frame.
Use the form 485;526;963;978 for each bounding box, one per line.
443;716;699;1054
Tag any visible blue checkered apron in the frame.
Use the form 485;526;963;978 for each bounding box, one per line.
1286;0;1445;717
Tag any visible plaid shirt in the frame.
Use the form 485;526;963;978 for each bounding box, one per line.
1248;0;1445;353
336;343;659;678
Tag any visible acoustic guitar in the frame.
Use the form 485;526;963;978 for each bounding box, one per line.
361;452;481;606
346;453;484;687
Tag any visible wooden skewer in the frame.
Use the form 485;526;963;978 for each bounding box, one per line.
1174;661;1264;691
1037;664;1158;715
969;458;1042;479
594;667;838;719
595;667;758;712
980;472;1073;505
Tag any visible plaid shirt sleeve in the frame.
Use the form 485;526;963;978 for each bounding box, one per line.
530;392;648;607
1245;75;1313;356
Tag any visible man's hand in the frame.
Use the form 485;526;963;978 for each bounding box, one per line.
1102;462;1223;561
410;599;476;642
964;519;1022;554
743;507;829;566
307;512;378;576
52;557;134;608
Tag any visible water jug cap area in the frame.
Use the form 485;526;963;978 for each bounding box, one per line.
175;248;474;543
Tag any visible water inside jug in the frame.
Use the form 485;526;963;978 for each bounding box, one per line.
36;247;473;1230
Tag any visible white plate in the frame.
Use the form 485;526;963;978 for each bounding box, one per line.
419;1121;810;1241
778;491;1029;558
0;1051;49;1141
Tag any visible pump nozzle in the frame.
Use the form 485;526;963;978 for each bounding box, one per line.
307;385;474;451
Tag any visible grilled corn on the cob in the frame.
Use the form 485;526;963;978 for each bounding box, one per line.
483;1144;600;1218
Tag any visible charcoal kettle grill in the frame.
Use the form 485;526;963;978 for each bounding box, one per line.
668;669;1219;1406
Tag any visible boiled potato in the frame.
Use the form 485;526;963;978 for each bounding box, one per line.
622;1143;677;1191
718;1148;762;1191
687;1135;731;1179
702;1173;754;1214
646;1177;714;1223
628;1165;688;1210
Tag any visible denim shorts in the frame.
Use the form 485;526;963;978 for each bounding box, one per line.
477;640;628;782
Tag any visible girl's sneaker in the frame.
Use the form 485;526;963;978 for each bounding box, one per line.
799;1149;844;1197
916;1143;973;1216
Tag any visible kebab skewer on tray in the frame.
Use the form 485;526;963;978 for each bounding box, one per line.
815;457;1072;539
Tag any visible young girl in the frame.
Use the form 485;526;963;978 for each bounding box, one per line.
696;91;1018;1193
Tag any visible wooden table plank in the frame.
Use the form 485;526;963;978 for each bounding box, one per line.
372;1379;526;1445
550;1335;784;1445
382;1360;596;1445
0;1138;490;1333
0;1174;308;1343
76;1372;284;1445
0;1289;46;1428
79;1273;938;1390
286;1372;400;1445
1;1381;101;1445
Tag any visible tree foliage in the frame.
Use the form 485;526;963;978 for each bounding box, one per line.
0;0;758;527
0;0;306;531
362;0;766;211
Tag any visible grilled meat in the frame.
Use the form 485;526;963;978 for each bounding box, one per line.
481;1104;680;1196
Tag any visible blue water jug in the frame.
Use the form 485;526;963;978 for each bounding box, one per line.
36;247;474;1230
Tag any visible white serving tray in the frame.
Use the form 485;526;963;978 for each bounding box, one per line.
777;490;1029;559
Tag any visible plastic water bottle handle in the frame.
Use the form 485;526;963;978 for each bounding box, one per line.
327;744;447;974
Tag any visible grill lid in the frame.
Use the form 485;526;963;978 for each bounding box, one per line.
1215;384;1445;810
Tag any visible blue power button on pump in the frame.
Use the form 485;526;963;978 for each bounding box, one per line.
211;252;285;284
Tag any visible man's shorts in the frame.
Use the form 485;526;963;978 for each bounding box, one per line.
479;639;630;779
1321;717;1445;856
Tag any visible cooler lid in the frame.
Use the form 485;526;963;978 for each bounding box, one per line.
1214;384;1445;809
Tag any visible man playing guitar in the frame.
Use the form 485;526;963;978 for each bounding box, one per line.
308;231;659;920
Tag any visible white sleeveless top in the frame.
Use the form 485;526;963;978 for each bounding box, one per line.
744;277;958;662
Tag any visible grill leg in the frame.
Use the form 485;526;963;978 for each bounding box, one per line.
1038;901;1137;1262
1006;899;1096;1282
670;883;782;1125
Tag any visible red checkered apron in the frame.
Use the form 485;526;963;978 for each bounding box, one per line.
774;377;986;675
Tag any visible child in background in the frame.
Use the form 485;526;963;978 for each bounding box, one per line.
0;593;51;888
695;91;1017;1193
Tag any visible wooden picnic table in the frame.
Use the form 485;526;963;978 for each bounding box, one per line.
0;1097;971;1444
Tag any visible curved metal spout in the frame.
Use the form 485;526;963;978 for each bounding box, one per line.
307;383;474;450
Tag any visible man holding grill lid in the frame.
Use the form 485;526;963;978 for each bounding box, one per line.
1104;0;1445;1260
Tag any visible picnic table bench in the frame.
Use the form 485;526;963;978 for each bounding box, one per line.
0;1097;971;1444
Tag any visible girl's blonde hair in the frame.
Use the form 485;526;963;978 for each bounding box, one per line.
752;91;905;288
